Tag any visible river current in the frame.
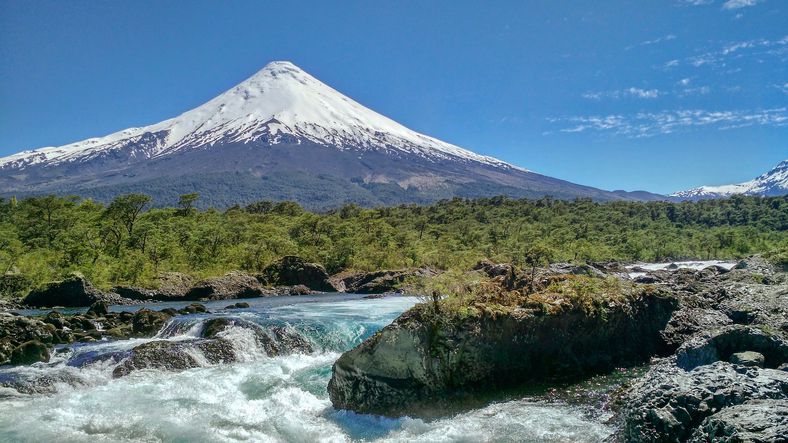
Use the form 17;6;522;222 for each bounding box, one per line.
0;294;613;442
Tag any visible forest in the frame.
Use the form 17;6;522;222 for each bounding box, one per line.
0;193;786;296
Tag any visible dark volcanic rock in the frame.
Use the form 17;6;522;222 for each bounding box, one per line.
9;340;50;365
201;317;313;356
688;399;788;443
730;351;766;368
624;361;788;442
659;308;733;354
131;309;172;336
328;287;678;416
472;260;512;278
86;301;109;318
675;326;788;371
185;271;271;300
112;339;236;377
113;272;195;301
261;256;336;292
337;268;438;294
624;326;788;442
225;302;250;310
23;274;104;307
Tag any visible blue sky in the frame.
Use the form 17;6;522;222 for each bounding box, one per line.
0;0;785;194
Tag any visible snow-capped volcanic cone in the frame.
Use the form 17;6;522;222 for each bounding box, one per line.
672;159;788;200
0;61;648;208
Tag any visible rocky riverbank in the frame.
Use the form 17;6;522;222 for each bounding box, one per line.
328;256;788;441
0;300;209;365
8;256;435;309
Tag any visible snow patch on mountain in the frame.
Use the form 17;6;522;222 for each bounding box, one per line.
671;159;788;198
0;61;524;172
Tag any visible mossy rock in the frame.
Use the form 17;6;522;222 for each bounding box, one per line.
9;340;50;365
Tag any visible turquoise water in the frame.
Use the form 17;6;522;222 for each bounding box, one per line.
0;295;613;442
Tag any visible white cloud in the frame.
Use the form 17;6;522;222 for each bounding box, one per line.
678;36;787;69
641;34;677;46
663;59;680;69
549;108;788;138
680;86;712;96
627;88;661;98
582;87;661;100
722;0;763;9
678;78;692;86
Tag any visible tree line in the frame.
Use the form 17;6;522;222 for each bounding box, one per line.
0;193;786;296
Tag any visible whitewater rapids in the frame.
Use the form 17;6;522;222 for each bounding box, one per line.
0;295;614;442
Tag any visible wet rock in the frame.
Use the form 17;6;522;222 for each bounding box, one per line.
9;340;50;365
105;325;133;339
131;309;172;335
177;303;208;315
287;284;312;295
43;311;67;329
201;317;313;356
86;301;109;318
688;399;788;443
260;256;336;292
730;351;766;368
185;271;270;300
112;339;236;377
329;288;678;416
201;317;233;339
225;302;250;309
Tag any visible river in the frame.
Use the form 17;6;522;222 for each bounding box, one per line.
0;294;613;442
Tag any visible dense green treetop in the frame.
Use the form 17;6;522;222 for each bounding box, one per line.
0;193;785;295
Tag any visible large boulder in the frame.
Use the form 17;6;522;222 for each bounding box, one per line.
328;286;677;416
185;271;271;300
112;339;236;377
0;314;61;364
131;309;172;336
688;400;788;442
9;340;50;365
261;256;336;292
23;274;105;307
201;317;313;356
85;301;109;318
623;326;788;442
624;362;788;442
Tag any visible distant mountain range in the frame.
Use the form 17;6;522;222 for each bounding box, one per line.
671;159;788;200
0;61;664;209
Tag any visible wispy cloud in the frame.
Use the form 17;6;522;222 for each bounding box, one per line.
680;0;765;8
582;87;661;100
669;35;788;69
627;34;677;50
776;83;788;95
548;108;788;138
722;0;764;9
